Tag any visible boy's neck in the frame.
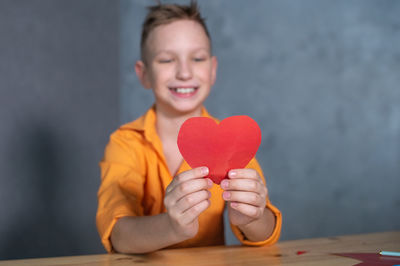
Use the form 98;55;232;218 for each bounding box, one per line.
155;105;203;140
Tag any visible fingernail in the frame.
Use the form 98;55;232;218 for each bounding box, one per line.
201;167;209;175
221;180;229;189
229;170;237;178
231;202;238;208
223;191;230;200
207;178;213;187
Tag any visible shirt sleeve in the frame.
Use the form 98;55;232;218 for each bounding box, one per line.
96;131;146;253
230;158;282;246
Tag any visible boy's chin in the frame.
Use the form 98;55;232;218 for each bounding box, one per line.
166;102;203;116
175;106;202;115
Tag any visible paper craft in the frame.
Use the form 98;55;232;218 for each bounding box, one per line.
177;115;261;184
333;252;400;266
296;250;307;255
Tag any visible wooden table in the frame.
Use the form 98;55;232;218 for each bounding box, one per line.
1;231;399;265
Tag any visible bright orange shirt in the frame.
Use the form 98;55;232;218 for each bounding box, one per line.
96;106;282;252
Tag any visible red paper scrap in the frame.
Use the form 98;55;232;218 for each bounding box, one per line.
333;252;400;266
296;251;307;255
177;116;261;184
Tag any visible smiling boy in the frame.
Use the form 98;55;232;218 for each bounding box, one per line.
96;1;281;254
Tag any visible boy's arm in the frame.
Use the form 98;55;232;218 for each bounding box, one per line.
229;203;276;242
221;168;277;242
111;167;213;254
111;213;180;254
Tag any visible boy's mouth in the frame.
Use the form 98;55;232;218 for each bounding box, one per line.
169;87;198;98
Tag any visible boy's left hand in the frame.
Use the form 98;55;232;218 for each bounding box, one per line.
221;169;267;226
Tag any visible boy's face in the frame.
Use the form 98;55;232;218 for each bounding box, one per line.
136;19;217;116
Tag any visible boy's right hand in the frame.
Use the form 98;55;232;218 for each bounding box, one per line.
164;167;213;241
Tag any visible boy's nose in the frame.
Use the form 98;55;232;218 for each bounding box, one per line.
176;61;193;80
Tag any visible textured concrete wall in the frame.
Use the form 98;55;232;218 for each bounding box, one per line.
0;0;119;259
121;0;400;244
1;0;398;260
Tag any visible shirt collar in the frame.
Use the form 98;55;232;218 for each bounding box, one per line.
122;105;215;132
121;105;217;154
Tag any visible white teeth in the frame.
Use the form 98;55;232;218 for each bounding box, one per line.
175;87;195;94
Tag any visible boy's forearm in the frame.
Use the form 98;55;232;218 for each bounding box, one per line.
111;213;182;254
238;207;276;242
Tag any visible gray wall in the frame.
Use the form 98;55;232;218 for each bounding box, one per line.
1;0;399;261
121;0;400;244
0;0;118;260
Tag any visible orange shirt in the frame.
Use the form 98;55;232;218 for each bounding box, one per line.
96;106;282;252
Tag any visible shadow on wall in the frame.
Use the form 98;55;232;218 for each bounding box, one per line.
1;121;80;260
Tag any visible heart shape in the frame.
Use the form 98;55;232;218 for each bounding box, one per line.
177;116;262;184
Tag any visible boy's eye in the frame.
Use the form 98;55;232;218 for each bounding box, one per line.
193;57;206;62
159;58;174;63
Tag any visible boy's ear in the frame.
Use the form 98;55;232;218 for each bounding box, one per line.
211;56;218;86
135;60;152;89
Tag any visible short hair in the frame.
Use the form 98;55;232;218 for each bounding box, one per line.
140;0;211;62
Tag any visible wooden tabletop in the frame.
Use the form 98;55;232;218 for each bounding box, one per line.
1;231;399;266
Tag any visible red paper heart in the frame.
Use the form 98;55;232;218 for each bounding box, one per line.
177;116;262;184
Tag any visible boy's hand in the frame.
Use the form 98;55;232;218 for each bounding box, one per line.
164;167;213;241
221;169;267;226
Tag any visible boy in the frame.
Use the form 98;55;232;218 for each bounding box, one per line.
96;1;282;254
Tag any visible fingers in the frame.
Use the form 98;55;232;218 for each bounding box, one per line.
164;166;213;230
229;202;263;219
228;168;260;180
221;168;268;224
168;177;212;203
178;166;209;182
221;178;266;193
176;190;211;213
221;169;268;196
166;167;212;204
167;190;211;226
180;199;211;225
166;166;210;194
222;191;264;207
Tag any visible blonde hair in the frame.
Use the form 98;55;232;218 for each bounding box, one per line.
140;1;211;62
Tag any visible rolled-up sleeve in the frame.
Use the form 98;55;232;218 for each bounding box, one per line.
96;133;145;253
